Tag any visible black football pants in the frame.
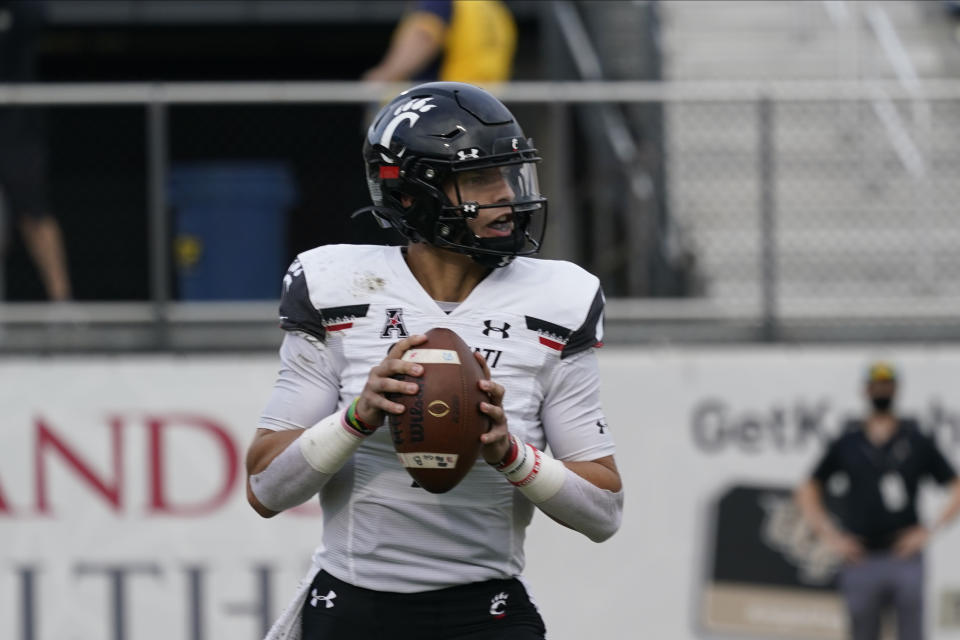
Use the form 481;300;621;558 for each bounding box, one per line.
301;570;547;639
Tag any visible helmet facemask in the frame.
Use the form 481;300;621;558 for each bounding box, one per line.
440;146;547;267
369;139;547;268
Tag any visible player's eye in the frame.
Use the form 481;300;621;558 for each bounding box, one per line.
461;170;500;188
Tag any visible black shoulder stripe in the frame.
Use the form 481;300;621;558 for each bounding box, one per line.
319;304;370;323
524;316;572;340
278;259;325;342
561;286;605;359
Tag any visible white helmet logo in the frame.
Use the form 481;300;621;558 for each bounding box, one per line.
457;148;480;160
378;98;438;164
511;138;519;150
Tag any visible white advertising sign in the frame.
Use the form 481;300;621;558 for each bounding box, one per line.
2;346;960;640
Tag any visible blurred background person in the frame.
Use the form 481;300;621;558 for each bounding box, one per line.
0;0;71;301
362;0;516;84
795;361;960;640
946;0;960;44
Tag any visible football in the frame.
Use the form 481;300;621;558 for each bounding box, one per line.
388;327;490;493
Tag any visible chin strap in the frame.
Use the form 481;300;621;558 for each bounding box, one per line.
350;205;396;229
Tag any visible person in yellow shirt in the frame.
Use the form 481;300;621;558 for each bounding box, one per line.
363;1;516;84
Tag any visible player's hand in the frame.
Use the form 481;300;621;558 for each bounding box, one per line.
824;529;866;564
355;334;429;427
475;351;510;464
893;525;930;558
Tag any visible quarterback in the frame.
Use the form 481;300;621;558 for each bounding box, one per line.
245;82;623;640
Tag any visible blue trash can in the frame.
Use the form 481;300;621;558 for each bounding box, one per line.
168;162;296;300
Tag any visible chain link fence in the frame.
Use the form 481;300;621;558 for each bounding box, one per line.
1;81;960;350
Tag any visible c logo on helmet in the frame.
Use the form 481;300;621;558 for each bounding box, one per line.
378;97;438;164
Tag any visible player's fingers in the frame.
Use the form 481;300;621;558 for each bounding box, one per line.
478;378;505;405
479;423;510;464
358;364;421;417
479;399;506;426
480;419;508;441
473;350;492;380
360;386;406;415
374;375;420;397
380;336;427;379
374;357;423;379
386;334;428;360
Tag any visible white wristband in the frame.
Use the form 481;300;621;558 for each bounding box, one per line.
297;409;365;474
497;437;567;504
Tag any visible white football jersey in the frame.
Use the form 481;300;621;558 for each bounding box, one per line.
259;244;615;592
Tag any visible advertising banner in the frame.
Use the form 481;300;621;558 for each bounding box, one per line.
2;347;960;639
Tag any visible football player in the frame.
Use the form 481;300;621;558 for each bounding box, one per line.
246;82;623;640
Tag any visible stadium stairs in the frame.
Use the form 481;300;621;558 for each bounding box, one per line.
658;0;960;312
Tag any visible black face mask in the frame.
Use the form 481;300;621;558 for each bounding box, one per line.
871;395;894;413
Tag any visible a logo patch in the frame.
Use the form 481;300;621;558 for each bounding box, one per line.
482;321;510;338
489;591;509;618
378;97;437;163
310;589;337;609
282;258;303;292
320;304;370;333
525;316;572;351
456;148;480;160
381;308;409;339
428;400;451;417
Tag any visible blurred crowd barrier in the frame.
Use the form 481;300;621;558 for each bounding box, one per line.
2;79;960;350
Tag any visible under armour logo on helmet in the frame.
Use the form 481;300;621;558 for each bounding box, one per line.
462;202;478;215
457;148;480;160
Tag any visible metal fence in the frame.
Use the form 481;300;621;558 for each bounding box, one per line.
2;79;960;352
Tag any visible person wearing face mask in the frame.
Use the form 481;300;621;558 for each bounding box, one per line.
795;361;960;640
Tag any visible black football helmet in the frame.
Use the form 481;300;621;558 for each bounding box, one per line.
360;82;547;268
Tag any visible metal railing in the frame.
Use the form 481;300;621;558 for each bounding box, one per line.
3;79;960;351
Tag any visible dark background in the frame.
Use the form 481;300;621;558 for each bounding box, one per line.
4;10;543;300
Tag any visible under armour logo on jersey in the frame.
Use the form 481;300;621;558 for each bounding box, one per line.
489;592;509;618
282;259;303;292
381;308;410;338
310;589;337;609
457;148;480;160
482;320;510;338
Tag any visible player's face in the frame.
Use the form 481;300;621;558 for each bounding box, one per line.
446;168;517;239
